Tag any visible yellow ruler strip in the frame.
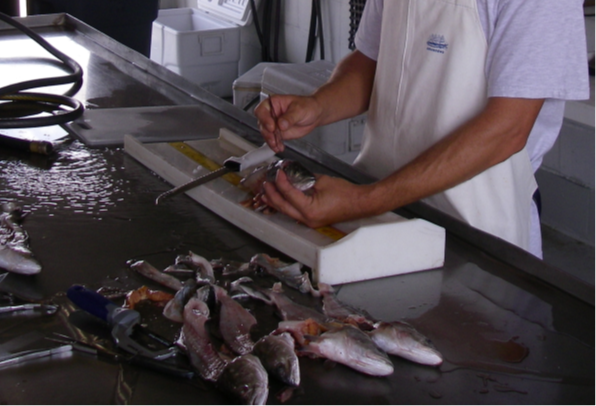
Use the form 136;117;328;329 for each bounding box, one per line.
168;141;346;241
168;142;242;186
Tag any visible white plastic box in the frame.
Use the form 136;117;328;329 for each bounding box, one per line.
233;62;287;114
260;61;367;164
150;1;258;98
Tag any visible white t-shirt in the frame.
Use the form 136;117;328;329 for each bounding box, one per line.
355;0;590;258
355;0;590;172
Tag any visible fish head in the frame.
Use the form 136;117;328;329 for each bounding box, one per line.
266;160;316;192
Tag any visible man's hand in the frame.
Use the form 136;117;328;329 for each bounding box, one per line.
260;170;376;228
254;95;323;153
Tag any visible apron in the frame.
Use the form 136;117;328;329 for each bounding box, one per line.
353;0;537;251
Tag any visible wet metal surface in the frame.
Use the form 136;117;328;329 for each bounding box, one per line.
0;14;593;404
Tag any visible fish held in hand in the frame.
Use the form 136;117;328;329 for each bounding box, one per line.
240;160;316;213
182;296;227;381
253;332;300;387
299;324;394;377
369;321;443;366
0;202;41;275
218;354;269;405
241;159;315;195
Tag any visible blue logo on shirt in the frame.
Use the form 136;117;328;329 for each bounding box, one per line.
427;34;448;54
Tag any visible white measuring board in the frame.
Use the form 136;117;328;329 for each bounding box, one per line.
124;129;445;285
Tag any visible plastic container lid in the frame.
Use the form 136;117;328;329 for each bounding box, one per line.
196;0;259;27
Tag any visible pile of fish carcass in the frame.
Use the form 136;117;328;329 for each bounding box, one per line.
125;252;443;404
0;202;42;275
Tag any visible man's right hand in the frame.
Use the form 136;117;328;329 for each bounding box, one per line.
254;94;323;153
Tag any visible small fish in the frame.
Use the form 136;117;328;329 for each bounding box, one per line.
240;160;316;213
230;277;273;305
181;251;215;283
0;203;41;275
250;254;320;296
214;285;257;355
217;354;269;405
128;260;183;291
274;318;335;346
265;160;316;192
267;283;327;323
319;283;374;330
299;324;394;377
182;296;228;381
253;332;300;386
368;321;443;366
163;278;199;322
211;258;252;277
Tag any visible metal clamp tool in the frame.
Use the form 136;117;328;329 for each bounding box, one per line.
155;143;275;204
47;333;194;379
67;285;177;360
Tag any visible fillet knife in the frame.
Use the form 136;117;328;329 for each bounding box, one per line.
155;143;275;205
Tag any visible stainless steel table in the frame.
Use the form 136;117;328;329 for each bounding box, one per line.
0;14;593;405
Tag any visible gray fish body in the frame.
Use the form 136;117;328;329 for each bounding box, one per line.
267;283;327;323
182;297;227;381
214;285;257;355
163;278;199;322
253;332;300;386
369;321;443;366
265;160;316;192
250;254;319;296
0;246;41;275
218;354;269;405
301;325;394;377
241;159;316;196
128;260;183;291
230;277;272;305
319;283;374;329
0;203;41;275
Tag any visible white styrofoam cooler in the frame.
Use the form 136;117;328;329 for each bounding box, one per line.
151;1;258;98
259;61;367;164
233;62;286;114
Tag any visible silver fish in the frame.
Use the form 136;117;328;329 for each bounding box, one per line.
128;260;184;291
181;296;227;381
230;277;273;305
368;321;443;366
217;354;269;405
214;285;257;355
319;282;374;329
250;254;320;296
163;278;199;323
172;251;215;283
265;160;316;192
0;203;41;275
300;324;394;377
253;332;300;387
267;283;327;323
240;159;316;196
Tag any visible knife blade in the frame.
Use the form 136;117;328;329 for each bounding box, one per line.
155;142;275;205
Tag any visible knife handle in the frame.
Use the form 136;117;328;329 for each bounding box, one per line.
67;285;118;322
224;143;275;172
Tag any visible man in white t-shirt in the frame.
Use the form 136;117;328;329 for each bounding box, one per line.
254;0;589;258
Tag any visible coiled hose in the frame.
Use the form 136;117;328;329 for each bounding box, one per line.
0;11;84;129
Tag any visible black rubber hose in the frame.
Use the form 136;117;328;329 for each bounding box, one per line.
0;11;84;128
